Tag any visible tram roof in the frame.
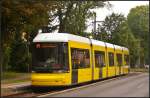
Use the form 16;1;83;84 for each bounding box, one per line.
122;47;129;51
33;33;129;51
105;42;115;48
114;45;123;50
33;33;90;44
90;39;106;47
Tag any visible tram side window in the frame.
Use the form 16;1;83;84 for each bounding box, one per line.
95;51;105;68
108;52;114;66
124;55;129;65
71;48;90;69
116;54;122;66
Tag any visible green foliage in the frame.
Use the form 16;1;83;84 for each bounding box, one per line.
2;45;11;71
96;13;126;43
1;0;54;44
130;68;149;73
127;5;149;38
1;0;59;72
8;33;28;72
54;1;110;34
96;13;123;52
2;71;30;81
102;13;126;35
112;21;141;67
127;5;149;66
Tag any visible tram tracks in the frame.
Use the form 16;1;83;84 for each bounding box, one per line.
2;86;67;97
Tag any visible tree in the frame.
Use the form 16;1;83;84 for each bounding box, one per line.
112;21;141;68
127;5;149;66
50;1;111;35
97;13;126;43
99;12;144;68
8;33;29;72
1;0;59;44
1;0;60;71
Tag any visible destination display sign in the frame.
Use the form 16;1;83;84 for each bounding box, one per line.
36;43;57;48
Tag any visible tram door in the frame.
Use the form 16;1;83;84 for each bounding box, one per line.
95;51;105;79
71;49;78;84
99;66;103;79
119;65;121;75
117;54;122;75
72;69;78;84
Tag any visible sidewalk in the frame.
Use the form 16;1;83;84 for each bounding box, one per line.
1;81;31;96
1;72;31;96
1;81;31;89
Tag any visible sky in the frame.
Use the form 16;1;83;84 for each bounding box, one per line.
85;1;149;32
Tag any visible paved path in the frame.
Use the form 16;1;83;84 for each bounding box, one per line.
1;82;31;89
43;73;149;97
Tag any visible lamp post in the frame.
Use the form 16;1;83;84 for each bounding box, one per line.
93;13;96;33
27;32;30;72
92;12;104;40
22;32;30;72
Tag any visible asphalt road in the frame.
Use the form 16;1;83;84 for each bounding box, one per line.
42;73;149;97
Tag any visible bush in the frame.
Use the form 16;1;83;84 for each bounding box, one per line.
9;33;30;72
2;45;11;71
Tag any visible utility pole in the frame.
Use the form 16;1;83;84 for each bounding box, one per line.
93;13;96;33
92;12;104;40
23;32;30;72
27;32;30;73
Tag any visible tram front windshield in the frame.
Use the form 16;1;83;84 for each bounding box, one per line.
32;42;69;73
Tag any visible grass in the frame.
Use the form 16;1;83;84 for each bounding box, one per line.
1;71;30;84
2;79;30;84
130;68;149;73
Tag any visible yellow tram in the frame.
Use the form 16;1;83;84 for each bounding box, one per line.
31;33;130;86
